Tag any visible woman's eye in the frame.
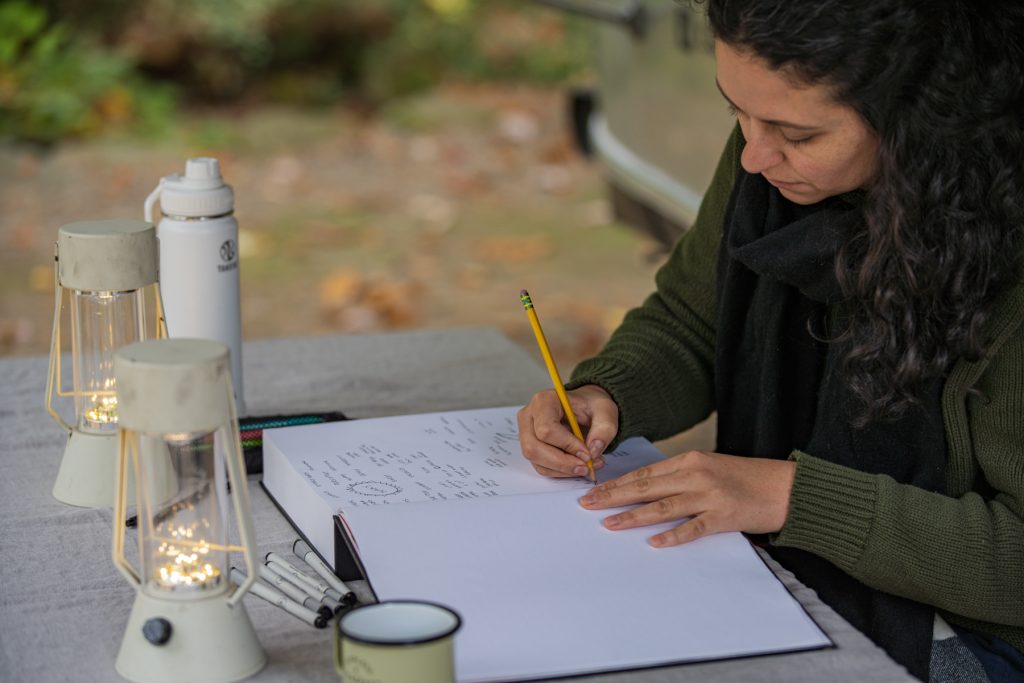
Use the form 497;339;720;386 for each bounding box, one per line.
725;104;750;121
783;134;815;147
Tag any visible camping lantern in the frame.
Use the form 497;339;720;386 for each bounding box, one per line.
46;219;164;507
112;338;265;683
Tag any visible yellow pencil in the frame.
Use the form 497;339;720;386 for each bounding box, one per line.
519;289;597;484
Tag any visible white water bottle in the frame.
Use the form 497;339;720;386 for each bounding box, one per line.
144;157;246;415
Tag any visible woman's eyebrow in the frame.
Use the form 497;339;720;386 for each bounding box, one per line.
714;78;821;131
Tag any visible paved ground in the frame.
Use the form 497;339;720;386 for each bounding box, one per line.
1;83;715;452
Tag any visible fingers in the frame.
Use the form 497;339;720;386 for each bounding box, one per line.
517;387;618;478
599;492;698;530
569;386;618;459
531;462;573;479
577;450;795;547
597;492;717;548
577;450;719;547
648;514;716;547
517;394;589;477
579;458;694;509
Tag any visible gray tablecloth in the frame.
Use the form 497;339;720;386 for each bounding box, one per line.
0;328;914;682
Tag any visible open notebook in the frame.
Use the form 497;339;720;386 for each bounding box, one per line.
262;405;668;579
263;405;831;681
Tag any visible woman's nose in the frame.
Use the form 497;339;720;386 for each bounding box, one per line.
740;125;784;174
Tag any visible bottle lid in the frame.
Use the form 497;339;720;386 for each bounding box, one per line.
157;157;234;218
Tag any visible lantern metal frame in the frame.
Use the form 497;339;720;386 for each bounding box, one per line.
111;338;264;683
45;219;166;508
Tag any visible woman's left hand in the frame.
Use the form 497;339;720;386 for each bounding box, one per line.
578;450;796;547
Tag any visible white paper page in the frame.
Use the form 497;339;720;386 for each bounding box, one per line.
344;489;831;683
264;405;663;513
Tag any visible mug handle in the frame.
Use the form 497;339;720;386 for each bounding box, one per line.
334;627;344;676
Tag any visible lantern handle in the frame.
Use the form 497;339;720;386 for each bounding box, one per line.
153;282;168;340
45;248;73;433
223;372;260;608
112;430;142;587
145;180;169;340
334;620;344;674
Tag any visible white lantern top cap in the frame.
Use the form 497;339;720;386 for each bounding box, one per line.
117;337;228;369
57;219;158;291
115;339;235;434
59;218;154;239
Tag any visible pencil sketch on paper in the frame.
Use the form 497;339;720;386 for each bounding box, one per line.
346;481;403;497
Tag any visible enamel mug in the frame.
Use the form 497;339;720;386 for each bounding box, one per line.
335;601;461;683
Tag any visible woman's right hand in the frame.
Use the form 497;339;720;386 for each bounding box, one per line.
517;384;620;478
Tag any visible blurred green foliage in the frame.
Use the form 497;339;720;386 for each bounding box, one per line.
357;0;590;102
1;0;588;143
0;1;176;144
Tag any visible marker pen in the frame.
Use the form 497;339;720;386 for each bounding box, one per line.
293;539;357;607
263;558;345;614
230;567;327;629
256;563;332;620
265;552;328;594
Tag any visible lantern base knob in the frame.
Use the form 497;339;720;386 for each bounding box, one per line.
116;589;265;683
52;430;121;508
142;617;173;645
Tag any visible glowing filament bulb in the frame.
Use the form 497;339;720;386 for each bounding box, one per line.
84;393;118;425
155;536;223;590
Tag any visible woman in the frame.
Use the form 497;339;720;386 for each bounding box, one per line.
516;1;1024;681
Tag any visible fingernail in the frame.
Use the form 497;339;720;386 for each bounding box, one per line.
580;492;595;505
573;465;588;476
649;535;665;547
593;457;605;470
589;439;605;457
603;516;621;529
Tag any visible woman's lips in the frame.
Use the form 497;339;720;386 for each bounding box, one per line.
765;176;803;189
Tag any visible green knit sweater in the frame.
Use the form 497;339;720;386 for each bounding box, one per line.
569;126;1024;652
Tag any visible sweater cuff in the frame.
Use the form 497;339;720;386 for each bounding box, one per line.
567;357;665;449
773;451;878;573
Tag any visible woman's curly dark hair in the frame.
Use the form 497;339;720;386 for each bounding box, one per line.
703;0;1024;423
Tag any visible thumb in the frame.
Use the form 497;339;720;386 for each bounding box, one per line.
583;403;618;459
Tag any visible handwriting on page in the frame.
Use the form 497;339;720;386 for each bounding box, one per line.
294;410;580;510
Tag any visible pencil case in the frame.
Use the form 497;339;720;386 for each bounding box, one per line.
240;412;348;474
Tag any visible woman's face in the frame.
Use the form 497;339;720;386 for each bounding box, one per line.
714;40;880;205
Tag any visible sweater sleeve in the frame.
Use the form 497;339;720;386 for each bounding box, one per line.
776;288;1024;634
566;125;741;444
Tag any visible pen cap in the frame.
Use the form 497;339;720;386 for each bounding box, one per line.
294;539;316;559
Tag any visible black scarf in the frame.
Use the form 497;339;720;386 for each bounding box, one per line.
714;169;947;681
